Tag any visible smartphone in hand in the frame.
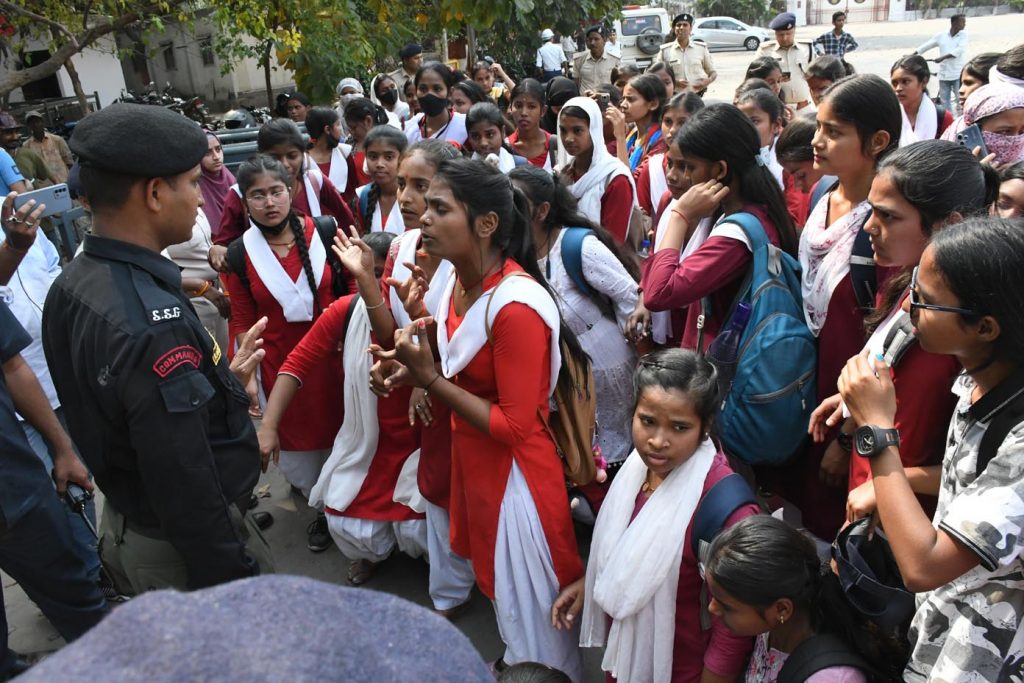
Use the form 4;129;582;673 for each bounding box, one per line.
12;183;72;218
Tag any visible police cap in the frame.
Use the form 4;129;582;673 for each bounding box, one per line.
769;12;797;30
673;13;694;26
399;43;423;60
69;103;207;177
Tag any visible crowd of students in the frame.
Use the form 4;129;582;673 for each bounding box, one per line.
3;18;1024;683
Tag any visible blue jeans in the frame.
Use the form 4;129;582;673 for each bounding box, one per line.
938;78;960;116
20;407;101;581
0;493;107;674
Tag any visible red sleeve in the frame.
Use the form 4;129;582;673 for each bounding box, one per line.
635;159;654;218
891;347;960;469
784;173;811;228
704;503;760;676
224;268;257;355
601;175;634;245
278;296;354;382
339;157;358;205
937;109;955;138
642;236;750;311
214;191;246;247
487;303;552;445
320;177;359;233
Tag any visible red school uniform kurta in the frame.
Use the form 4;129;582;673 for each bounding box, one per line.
379;239;453;510
642;205;780;351
224;217;344;452
277;295;422;521
609;452;759;683
214;175;357;247
507;129;552;169
445;261;583;598
316;157;358;205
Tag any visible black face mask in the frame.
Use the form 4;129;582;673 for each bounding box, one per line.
250;212;292;237
379;88;399;107
419;93;448;117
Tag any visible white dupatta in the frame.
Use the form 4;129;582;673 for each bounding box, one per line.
473;148;517;173
327;144;353;195
434;270;561;394
899;94;938;146
241;221;325;322
580;441;716;683
557;97;637;225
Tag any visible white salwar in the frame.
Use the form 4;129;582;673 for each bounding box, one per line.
538;230;638;464
494;462;583;682
327;516;427;563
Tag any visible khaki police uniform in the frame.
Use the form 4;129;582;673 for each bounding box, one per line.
656;39;715;93
574;51;620;93
758;41;812;106
387;67;416;103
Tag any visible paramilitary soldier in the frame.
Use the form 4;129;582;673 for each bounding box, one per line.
42;103;275;595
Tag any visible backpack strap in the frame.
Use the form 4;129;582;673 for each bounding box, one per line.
342;292;362;336
358;185;372;223
311;215;349;298
696;212;765;351
848;216;877;311
935;102;947;128
977;387;1024;478
881;314;917;368
809;176;839;213
225;239;250;293
559;227;594;297
777;633;872;683
718;211;769;253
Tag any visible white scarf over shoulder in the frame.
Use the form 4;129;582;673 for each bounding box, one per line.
242;221;325;322
327;144;353;194
388;230;454;328
580;441;717;683
434;270;561;394
899;94;938;147
557;97;637;225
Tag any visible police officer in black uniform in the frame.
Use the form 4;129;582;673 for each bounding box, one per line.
42;103;274;594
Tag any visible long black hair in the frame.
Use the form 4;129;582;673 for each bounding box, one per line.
305;106;339;145
414;61;456;91
633;348;720;432
963;52;1000;84
509;164;640;313
736;87;785;128
775;116;815;163
625;73;667;124
360;125;408;227
890;54;932;88
258;118;306;154
744;56;782;81
674;103;798;257
707;516;908;680
452;79;489;107
995;43;1024;80
821;74;902;159
928;217;1024;364
865;140;999;333
807;55;848;83
237;154;324;316
344;97;389;129
433;158;590;385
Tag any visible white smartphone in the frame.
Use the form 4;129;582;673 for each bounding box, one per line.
12;183;72;218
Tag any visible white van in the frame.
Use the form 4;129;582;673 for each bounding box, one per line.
612;5;672;69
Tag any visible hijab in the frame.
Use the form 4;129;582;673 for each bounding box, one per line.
541;77;579;134
199;131;235;232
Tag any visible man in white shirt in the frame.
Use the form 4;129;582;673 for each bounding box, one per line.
536;29;568;82
915;15;969;115
606;28;622;59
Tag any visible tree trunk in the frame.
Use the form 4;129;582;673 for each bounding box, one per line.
51;27;89;117
263;39;274;110
466;25;477;71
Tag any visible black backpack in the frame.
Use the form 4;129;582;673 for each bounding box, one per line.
777;634;876;683
225;215;349;300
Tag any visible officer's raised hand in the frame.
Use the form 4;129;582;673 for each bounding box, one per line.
1;191;46;252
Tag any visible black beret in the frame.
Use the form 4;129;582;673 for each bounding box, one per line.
399;43;423;59
769;12;797;30
673;13;694;26
69;103;207;177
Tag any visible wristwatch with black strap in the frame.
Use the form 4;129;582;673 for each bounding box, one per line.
854;425;901;458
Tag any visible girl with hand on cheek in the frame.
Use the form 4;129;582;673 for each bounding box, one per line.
554;349;760;683
635;92;704;218
838;218;1024;682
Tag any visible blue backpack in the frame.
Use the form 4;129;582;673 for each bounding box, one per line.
701;212;816;466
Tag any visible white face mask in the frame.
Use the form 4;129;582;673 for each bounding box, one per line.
339;93;360;107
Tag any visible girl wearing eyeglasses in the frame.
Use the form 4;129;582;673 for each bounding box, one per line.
837;216;1024;682
223;154;347;552
810;140;999;526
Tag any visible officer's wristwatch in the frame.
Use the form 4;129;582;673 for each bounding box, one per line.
854;425;900;458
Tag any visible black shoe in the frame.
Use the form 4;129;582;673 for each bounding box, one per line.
248;493;259;510
307;512;331;552
1;652;33;681
97;569;131;604
253;511;274;531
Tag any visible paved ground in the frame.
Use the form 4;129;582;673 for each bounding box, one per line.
3;12;1021;679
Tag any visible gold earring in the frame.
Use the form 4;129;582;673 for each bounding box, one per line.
779;614;786;625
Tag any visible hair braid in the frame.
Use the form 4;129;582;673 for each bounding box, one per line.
365;182;381;230
290;213;323;316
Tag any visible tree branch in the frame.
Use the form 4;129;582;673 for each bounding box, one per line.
0;1;78;46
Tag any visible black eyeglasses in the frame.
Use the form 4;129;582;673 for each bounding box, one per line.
909;266;976;316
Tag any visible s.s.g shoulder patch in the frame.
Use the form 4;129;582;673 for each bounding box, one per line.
149;306;182;323
153;345;202;378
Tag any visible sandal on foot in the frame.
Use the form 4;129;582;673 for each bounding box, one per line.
347;558;377;585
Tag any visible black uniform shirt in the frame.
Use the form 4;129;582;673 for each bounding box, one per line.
42;235;259;589
0;302;56;528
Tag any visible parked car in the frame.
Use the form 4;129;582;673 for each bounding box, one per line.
613;5;672;69
692;16;772;51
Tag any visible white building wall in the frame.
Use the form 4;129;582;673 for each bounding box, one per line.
3;35;126;107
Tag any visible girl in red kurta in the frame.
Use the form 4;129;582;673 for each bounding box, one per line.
223;155;344;551
555;349;759;682
642;103;799;353
507;79;554;171
258;234;428;585
306;106;358;205
212;119;357;248
352;126;406;235
787;75;904;541
810;140;998;527
334;139;475;610
557;97;636;246
374;159;586;679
